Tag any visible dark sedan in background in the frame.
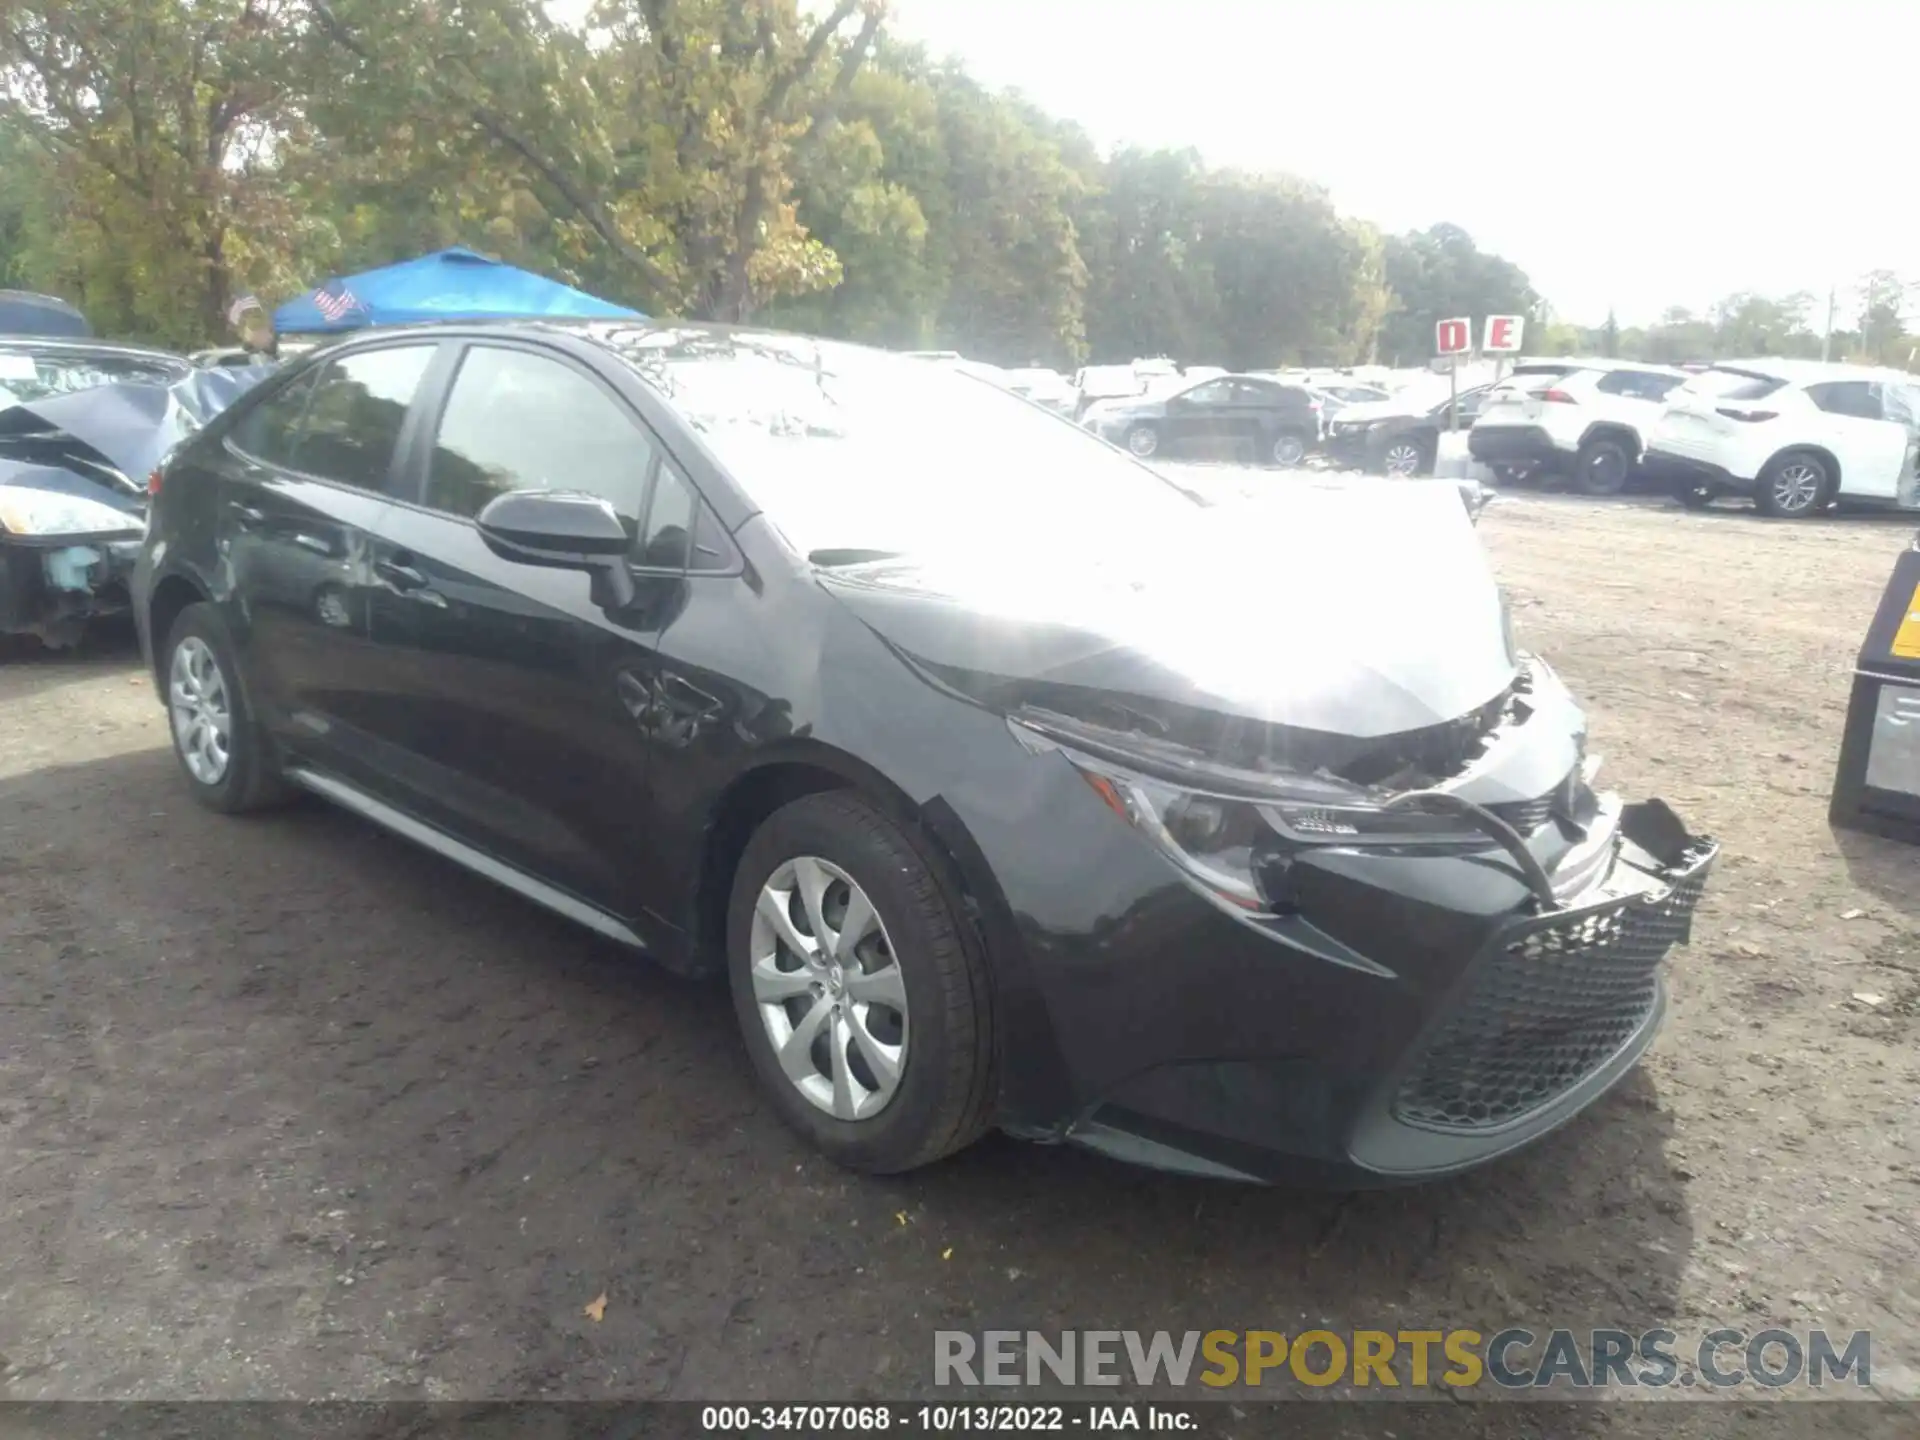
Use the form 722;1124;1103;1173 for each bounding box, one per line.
1081;373;1321;466
135;321;1715;1185
1323;385;1493;476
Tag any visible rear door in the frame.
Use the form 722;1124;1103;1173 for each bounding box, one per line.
1162;378;1235;456
218;342;441;783
1807;380;1909;499
357;339;690;919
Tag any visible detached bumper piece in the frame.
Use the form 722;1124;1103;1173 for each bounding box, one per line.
1393;832;1717;1133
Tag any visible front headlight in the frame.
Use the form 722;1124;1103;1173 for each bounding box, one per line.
0;488;143;538
1010;717;1488;919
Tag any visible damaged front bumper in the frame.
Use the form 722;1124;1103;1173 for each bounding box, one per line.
0;533;141;645
1057;797;1718;1185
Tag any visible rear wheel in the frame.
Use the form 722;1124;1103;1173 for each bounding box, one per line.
1381;438;1431;477
727;792;994;1174
1269;429;1308;468
1574;436;1634;495
162;602;295;813
1755;452;1832;518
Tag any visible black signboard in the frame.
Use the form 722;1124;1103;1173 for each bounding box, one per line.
1830;541;1920;841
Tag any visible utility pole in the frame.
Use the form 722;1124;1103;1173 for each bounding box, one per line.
1823;286;1837;363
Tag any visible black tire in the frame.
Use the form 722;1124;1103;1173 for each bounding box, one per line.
726;791;995;1174
1269;428;1309;468
1754;450;1833;519
161;602;296;813
1125;424;1159;459
1674;481;1717;510
1573;435;1634;495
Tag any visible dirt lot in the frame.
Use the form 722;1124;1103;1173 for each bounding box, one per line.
1;491;1917;1432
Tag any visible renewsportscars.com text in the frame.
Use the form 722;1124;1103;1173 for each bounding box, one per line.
934;1328;1874;1392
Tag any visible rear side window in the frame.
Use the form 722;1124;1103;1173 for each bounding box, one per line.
1596;370;1684;401
1807;380;1884;420
292;346;436;492
423;346;657;521
231;370;320;468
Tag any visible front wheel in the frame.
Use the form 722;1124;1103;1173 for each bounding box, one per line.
1755;452;1832;518
1269;429;1308;468
1381;438;1431;477
162;602;295;813
727;792;994;1174
1574;436;1634;495
1126;424;1159;459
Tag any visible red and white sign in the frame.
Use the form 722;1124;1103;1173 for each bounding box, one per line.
1435;317;1472;356
1483;315;1526;354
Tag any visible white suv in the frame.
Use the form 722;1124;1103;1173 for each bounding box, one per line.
1645;361;1920;518
1467;361;1689;493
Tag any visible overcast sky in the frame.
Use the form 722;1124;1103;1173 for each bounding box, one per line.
553;1;1916;327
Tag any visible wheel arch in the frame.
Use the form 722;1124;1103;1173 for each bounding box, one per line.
145;570;213;688
1577;421;1644;458
1762;443;1842;494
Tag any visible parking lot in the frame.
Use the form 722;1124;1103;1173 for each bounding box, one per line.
2;489;1917;1427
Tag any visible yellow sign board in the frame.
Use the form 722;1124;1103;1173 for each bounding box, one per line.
1894;583;1920;660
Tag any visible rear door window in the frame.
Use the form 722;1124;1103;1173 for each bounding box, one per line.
292;346;437;493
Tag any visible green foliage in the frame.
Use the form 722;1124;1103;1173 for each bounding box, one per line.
2;0;1554;366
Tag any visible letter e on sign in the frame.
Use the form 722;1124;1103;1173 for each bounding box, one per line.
1483;315;1525;354
1435;318;1471;356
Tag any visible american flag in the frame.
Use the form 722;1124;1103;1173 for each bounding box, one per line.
312;283;362;323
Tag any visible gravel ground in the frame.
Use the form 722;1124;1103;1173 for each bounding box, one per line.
1;485;1917;1434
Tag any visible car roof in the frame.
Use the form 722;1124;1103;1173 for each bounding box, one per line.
1707;357;1912;386
0;334;189;365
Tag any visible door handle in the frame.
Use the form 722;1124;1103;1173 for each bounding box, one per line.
373;556;428;592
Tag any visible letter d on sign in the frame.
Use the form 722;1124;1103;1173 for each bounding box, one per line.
1435;318;1471;356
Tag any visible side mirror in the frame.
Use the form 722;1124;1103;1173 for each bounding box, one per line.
476;489;636;608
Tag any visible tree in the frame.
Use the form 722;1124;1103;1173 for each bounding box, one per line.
1600;309;1620;358
1377;224;1539;365
1;0;320;345
1856;269;1908;366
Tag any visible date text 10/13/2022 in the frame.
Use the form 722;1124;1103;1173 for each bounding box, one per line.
700;1405;1198;1431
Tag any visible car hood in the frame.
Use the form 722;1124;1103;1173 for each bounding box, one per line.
816;479;1516;750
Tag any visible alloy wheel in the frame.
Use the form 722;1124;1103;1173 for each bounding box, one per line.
1770;462;1824;514
1383;442;1422;476
1272;433;1306;467
168;636;232;786
1127;426;1158;458
749;855;909;1122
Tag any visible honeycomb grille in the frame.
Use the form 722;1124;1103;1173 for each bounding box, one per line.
1393;850;1713;1132
1489;792;1555;835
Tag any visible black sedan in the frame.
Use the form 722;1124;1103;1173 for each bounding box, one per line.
1322;385;1493;476
1081;374;1320;467
134;322;1716;1184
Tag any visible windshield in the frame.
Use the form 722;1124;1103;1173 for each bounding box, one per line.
0;346;188;406
601;327;1200;558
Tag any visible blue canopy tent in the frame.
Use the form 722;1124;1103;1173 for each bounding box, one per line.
272;247;644;334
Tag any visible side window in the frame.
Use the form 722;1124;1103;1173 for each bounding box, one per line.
423;346;656;521
293;346;436;492
230;369;320;468
1807;381;1883;421
1182;380;1232;405
634;461;737;573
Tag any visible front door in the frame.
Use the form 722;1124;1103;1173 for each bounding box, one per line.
357;339;687;923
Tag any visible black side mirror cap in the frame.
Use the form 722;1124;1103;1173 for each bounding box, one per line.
476;489;632;561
